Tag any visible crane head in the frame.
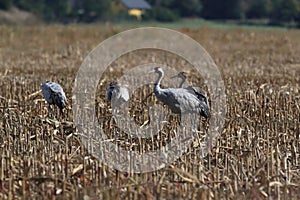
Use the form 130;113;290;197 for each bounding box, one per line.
149;67;163;74
40;80;50;87
109;81;119;87
171;71;187;80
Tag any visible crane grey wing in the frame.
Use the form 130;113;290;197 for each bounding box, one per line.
188;86;206;96
48;82;67;106
41;82;66;107
187;86;208;105
119;86;129;102
158;89;182;113
158;88;197;114
41;83;53;104
51;92;66;109
166;88;210;118
106;86;114;101
110;85;129;110
173;90;202;114
46;82;62;94
152;67;210;119
197;100;210;118
41;81;67;118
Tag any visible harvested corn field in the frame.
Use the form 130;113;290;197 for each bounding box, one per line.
0;25;300;199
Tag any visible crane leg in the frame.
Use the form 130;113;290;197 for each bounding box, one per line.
178;114;182;125
111;107;118;124
55;106;60;120
60;108;64;120
48;104;53;117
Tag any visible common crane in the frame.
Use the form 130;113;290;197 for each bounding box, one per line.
150;67;210;118
41;81;67;118
106;81;129;114
171;71;209;107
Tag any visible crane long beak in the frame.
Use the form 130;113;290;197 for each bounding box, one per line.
148;70;155;74
170;74;179;79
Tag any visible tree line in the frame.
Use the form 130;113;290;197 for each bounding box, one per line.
0;0;299;26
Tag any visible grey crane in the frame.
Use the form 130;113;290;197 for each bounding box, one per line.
106;81;129;114
41;81;67;118
150;67;210;119
171;71;209;107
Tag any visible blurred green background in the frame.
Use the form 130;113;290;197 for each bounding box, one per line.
0;0;299;28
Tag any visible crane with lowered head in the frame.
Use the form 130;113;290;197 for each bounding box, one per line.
41;81;67;118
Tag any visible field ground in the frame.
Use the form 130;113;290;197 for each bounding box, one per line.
0;25;300;199
112;18;292;31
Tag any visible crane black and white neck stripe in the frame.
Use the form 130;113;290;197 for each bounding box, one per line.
150;67;210;118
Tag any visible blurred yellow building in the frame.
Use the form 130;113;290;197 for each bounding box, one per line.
128;9;143;20
112;0;151;20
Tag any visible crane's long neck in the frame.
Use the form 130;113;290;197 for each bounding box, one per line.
154;71;164;94
178;77;186;88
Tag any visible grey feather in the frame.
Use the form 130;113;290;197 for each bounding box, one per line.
106;81;129;111
152;67;210;118
41;81;67;117
172;71;209;108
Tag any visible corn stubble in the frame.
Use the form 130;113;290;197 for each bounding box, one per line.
0;25;299;199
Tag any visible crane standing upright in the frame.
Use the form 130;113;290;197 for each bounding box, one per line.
150;67;210;119
171;71;209;108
